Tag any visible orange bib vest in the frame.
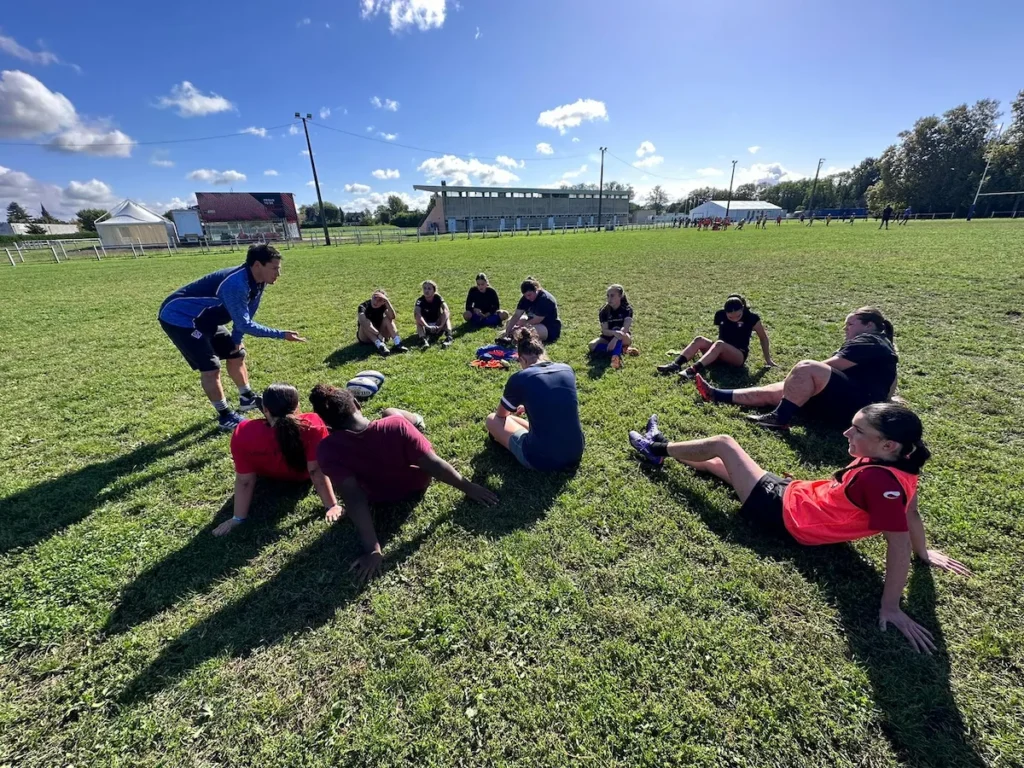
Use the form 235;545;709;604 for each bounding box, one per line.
782;460;918;546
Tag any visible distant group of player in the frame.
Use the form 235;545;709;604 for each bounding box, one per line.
156;242;970;650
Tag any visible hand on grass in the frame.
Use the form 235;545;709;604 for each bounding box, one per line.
879;605;936;653
764;358;777;368
463;481;499;506
350;550;383;585
284;331;307;342
324;505;345;523
213;518;244;537
923;549;972;577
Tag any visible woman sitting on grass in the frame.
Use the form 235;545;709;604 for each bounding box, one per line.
500;277;561;343
414;280;454;349
463;273;509;328
357;289;409;356
588;284;638;369
627;403;971;652
486;327;584;471
215;383;340;536
658;294;774;379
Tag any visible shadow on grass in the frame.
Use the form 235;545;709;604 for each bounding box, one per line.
103;478;314;635
777;425;855;467
323;342;377;369
0;423;215;557
116;490;428;707
704;363;773;389
651;467;985;768
586;353;612;380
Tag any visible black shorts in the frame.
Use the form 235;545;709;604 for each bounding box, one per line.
738;473;792;537
161;320;244;372
803;368;876;426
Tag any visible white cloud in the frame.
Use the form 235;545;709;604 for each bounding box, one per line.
0;69;76;138
366;125;374;132
48;122;134;158
288;124;299;135
633;155;664;169
370;96;400;111
535;142;554;155
306;180;316;187
418;154;519;186
319;106;331;119
325;22;331;28
360;0;446;33
474;27;481;39
561;164;588;180
696;167;723;177
298;17;311;26
571;137;580;143
156;81;235;118
372;168;400;179
150;195;197;212
300;149;309;156
63;179;115;206
735;162;804;187
378;131;398;141
748;145;761;154
150;152;174;168
264;169;279;176
537;98;608;135
495;155;525;169
345;182;372;193
0;31;62;67
336;189;431;212
241;126;268;138
0;165;123;220
187;168;247;185
636;141;656;158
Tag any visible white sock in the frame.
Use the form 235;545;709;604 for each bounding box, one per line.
212;399;230;414
238;384;253;397
393;335;402;346
374;338;385;349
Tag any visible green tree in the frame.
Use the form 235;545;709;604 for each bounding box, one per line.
386;195;408;217
76;208;107;232
26;222;47;235
6;202;30;223
375;205;391;225
646;185;668;214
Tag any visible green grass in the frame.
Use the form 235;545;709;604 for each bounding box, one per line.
1;222;1022;767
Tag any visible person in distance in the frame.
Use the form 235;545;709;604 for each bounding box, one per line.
356;289;409;356
414;280;454;349
463;272;509;328
589;284;637;370
499;276;562;344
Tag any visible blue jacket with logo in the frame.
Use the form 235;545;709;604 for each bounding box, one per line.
158;264;285;346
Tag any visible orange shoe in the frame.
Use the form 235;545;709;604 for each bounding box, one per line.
625;346;640;357
611;354;622;369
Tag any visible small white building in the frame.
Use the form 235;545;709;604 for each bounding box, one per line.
95;200;176;247
0;222;81;236
687;200;783;222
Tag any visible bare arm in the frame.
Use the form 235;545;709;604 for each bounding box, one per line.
415;451;499;505
414;304;425;328
213;472;257;536
307;460;341;520
823;355;857;371
504;309;525;334
337;477;382;584
754;321;775;365
906;494;973;576
879;531;936;653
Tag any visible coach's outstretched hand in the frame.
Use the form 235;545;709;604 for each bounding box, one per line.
284;331;307;342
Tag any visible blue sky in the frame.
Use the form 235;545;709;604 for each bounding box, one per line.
2;0;1022;219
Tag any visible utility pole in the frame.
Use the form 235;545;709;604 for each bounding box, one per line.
295;112;331;245
724;160;738;222
968;123;1003;221
596;147;607;231
806;158;825;224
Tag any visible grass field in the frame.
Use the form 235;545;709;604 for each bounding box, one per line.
1;222;1022;767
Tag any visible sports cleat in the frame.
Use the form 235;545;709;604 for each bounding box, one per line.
693;373;714;403
217;410;244;432
644;413;660;440
376;344;390;357
746;412;791;431
678;367;697;381
625;346;640;356
611;354;622;369
421;337;431;349
657;361;681;375
629;430;664;466
392;344;410;354
238;392;260;412
442;336;454;349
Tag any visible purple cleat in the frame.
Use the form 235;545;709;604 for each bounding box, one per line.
629;430;664;466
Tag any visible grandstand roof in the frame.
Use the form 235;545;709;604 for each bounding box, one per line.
195;192;298;222
703;200;782;210
413;185;630;196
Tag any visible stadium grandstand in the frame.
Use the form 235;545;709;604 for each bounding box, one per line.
413;182;631;234
195;192;300;241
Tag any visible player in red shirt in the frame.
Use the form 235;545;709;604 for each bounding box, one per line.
628;403;971;652
310;383;499;583
217;383;340;536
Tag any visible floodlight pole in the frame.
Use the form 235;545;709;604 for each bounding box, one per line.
807;158;825;222
596;147;607;231
724;160;738;221
968;123;1003;221
295;112;331;245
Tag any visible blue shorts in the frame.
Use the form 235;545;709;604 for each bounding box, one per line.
507;428;533;469
469;313;502;327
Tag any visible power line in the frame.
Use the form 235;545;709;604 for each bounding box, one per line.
607;151;696;183
0;122;299;149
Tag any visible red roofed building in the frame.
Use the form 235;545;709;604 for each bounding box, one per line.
195;192;300;241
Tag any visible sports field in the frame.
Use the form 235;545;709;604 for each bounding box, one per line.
1;222;1022;767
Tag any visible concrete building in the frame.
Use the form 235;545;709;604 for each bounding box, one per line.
687;200;784;222
195;192;300;241
0;222;80;236
413;183;631;234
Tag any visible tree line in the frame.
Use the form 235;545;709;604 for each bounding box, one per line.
299;194;430;228
645;89;1024;217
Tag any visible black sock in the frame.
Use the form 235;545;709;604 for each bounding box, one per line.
773;398;800;424
652;433;669;444
709;386;733;403
691;361;706;374
649;441;669;456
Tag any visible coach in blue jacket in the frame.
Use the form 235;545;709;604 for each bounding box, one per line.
158;244;306;430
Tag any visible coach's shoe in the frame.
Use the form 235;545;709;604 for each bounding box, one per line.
217;410;244;432
746;412;791;431
656;361;681;375
629;430;664;466
238;392;260;412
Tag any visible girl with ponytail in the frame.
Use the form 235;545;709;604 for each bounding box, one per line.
628;401;971;652
658;294;775;379
216;383;340;536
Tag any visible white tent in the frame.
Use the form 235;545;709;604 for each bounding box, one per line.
687;200;783;222
95;200;177;247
